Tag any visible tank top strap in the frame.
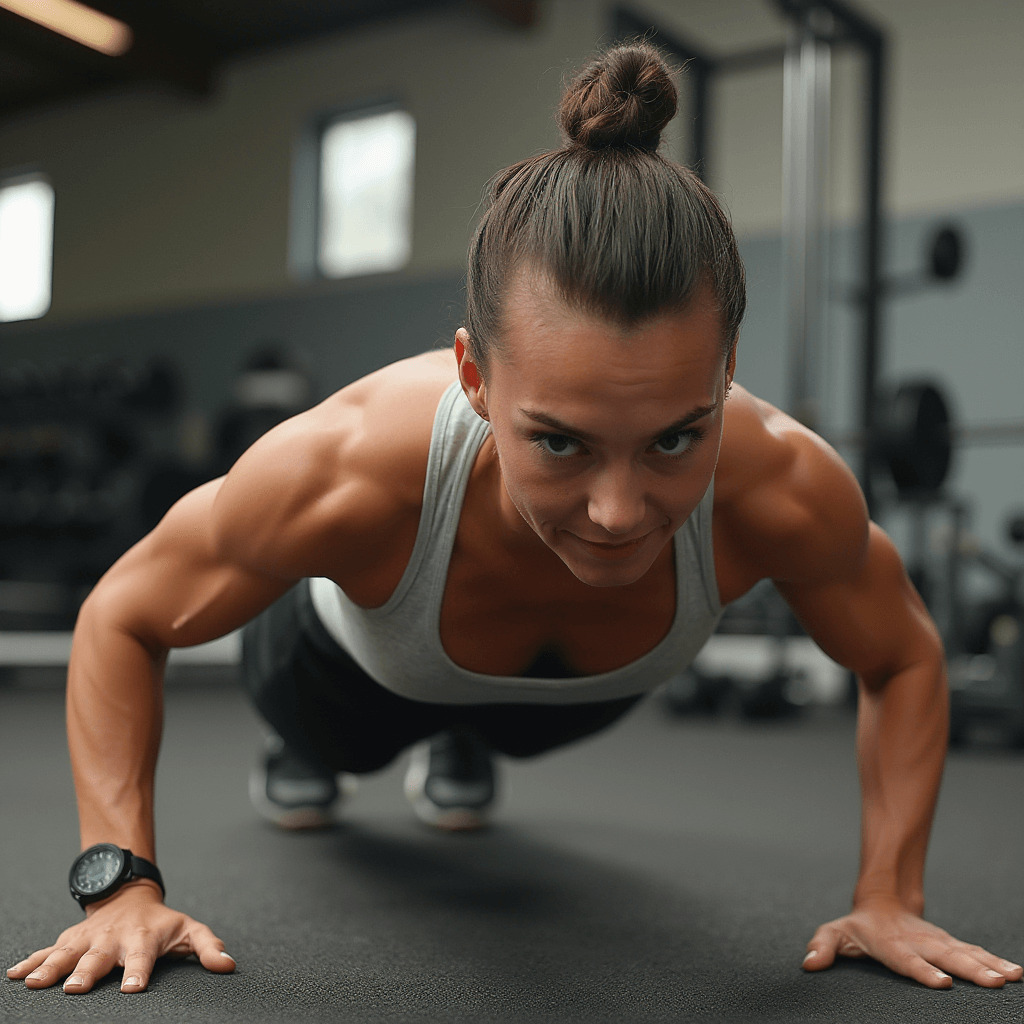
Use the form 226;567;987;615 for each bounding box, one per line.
373;381;490;614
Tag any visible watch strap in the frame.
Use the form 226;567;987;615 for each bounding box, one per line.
127;853;166;898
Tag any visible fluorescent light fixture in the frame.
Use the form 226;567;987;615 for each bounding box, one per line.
1;0;133;57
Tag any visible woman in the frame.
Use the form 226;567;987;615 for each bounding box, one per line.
8;42;1021;998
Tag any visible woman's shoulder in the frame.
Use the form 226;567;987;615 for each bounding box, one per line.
328;348;459;486
713;384;869;588
212;350;458;586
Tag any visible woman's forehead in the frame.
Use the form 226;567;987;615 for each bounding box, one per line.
496;278;724;390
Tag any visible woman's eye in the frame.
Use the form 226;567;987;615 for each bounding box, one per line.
653;432;694;456
535;434;581;457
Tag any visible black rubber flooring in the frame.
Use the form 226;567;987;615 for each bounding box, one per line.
2;671;1022;1023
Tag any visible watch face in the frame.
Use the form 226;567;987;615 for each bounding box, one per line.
72;846;125;896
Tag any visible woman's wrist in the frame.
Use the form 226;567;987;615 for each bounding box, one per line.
83;878;165;916
852;886;925;917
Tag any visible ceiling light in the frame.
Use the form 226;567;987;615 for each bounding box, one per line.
1;0;133;57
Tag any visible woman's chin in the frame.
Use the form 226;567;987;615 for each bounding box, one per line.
552;531;661;587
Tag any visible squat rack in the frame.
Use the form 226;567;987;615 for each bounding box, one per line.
614;1;887;514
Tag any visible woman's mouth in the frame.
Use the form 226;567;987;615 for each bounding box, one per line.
571;533;649;558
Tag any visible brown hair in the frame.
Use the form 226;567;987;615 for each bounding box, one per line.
464;41;746;373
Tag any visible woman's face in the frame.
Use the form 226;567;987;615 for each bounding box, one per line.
457;274;734;589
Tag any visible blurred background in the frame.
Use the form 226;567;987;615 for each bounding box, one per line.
0;0;1022;745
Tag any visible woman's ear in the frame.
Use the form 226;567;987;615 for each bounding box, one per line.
725;341;737;396
455;328;489;420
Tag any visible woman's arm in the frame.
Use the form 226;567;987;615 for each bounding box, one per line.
8;475;300;996
7;354;450;997
68;478;300;861
715;388;1022;989
7;385;402;995
779;526;1020;988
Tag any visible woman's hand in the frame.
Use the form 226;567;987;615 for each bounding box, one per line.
803;899;1023;989
5;881;235;994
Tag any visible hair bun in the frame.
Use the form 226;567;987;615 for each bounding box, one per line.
558;42;677;152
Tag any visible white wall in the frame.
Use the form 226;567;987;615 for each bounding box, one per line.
0;0;1020;323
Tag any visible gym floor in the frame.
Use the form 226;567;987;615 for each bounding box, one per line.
2;668;1022;1024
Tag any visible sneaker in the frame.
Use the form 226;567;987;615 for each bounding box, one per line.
249;735;356;830
403;728;496;832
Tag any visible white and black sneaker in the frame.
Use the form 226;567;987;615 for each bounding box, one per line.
249;735;356;830
404;728;497;832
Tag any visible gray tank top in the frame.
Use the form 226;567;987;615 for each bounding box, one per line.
309;382;723;705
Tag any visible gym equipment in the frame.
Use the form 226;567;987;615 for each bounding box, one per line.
866;380;1024;747
664;581;810;721
944;510;1024;748
869;380;953;499
929;224;964;282
0;357;186;629
663;666;734;717
843;223;967;302
782;3;832;431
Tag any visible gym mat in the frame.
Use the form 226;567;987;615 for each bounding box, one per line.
2;675;1022;1023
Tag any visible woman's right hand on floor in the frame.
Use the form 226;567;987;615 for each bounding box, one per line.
5;880;235;994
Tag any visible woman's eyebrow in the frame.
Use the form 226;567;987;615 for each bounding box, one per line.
519;403;719;443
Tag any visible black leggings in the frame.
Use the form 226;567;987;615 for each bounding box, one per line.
240;580;643;775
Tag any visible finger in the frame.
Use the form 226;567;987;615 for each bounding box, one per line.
20;944;83;989
188;921;236;974
960;947;1024;983
804;923;844;972
884;950;953;990
120;946;158;994
63;945;118;994
930;947;1014;988
6;948;56;980
1002;961;1024;982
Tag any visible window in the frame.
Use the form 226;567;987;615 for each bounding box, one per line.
317;107;415;279
0;174;55;322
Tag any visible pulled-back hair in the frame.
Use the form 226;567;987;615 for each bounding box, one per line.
464;41;746;373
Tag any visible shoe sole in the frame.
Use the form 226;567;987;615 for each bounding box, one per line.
248;769;357;831
403;746;492;832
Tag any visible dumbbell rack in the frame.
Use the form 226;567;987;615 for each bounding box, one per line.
0;358;179;630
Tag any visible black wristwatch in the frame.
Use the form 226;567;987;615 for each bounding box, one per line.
69;844;165;908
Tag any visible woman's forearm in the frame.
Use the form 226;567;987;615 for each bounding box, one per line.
66;592;168;862
852;652;949;914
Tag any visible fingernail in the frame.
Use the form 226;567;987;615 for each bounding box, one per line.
64;975;84;989
220;952;235;963
803;951;817;962
123;976;142;989
985;970;1004;979
28;970;46;981
935;971;950;981
1003;961;1022;971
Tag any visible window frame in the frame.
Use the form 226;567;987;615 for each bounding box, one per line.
290;99;416;284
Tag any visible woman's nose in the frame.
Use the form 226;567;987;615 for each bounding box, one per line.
586;468;646;536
